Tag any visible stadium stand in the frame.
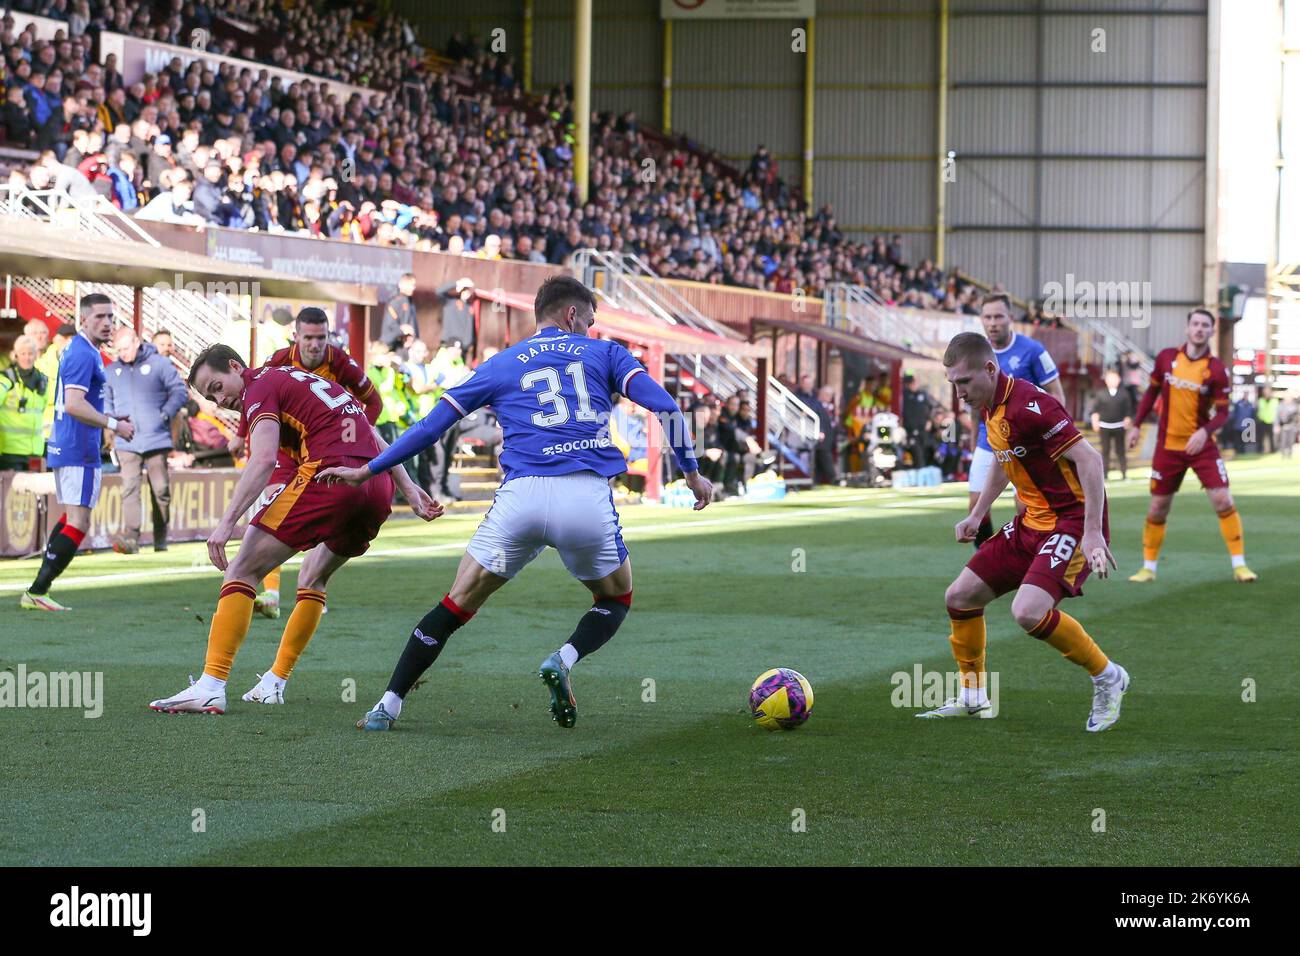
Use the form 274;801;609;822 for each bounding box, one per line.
3;0;990;314
0;0;1114;503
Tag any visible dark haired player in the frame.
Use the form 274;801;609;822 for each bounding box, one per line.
238;307;384;623
922;332;1130;732
318;275;713;732
1126;308;1256;583
148;345;438;715
22;294;136;612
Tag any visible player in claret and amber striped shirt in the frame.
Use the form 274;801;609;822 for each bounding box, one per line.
244;307;384;620
1126;308;1256;583
922;333;1130;732
147;345;439;716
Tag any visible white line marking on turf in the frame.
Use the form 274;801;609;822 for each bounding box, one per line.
12;457;1293;594
0;490;967;593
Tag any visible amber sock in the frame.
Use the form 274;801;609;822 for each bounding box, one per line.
203;582;257;681
271;588;327;680
1141;515;1167;568
1028;608;1109;677
262;566;282;595
947;605;987;701
1216;507;1245;566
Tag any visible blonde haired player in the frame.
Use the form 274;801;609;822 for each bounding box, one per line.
924;333;1129;732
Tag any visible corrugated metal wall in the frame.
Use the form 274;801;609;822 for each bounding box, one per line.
672;17;806;189
396;0;1209;351
814;0;938;266
946;0;1210;351
396;0;523;60
533;0;661;120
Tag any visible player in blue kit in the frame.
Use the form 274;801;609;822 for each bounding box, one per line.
22;294;137;611
318;276;713;731
968;293;1066;546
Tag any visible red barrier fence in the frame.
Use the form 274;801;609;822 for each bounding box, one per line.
1;468;247;559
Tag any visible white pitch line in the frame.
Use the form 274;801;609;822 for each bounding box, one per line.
8;460;1294;595
0;489;965;593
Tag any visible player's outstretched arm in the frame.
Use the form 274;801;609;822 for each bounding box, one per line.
318;399;464;486
1062;440;1116;578
624;372;712;510
207;418;279;571
368;422;444;521
957;456;1010;542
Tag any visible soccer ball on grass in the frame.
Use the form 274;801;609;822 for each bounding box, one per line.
748;668;814;730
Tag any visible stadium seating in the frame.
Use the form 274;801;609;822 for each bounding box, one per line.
3;0;991;315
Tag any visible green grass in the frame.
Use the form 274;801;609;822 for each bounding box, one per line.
1;457;1297;865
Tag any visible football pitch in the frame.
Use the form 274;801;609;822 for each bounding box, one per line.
1;458;1296;867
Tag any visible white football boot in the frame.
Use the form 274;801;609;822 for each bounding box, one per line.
1086;664;1130;733
242;672;286;705
916;697;995;719
149;677;226;715
20;591;70;612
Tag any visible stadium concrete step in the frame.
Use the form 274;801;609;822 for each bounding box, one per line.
1080;424;1153;469
448;449;501;501
450;479;498;502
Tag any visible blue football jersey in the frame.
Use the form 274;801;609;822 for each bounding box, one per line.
47;331;107;468
442;326;647;481
976;332;1060;451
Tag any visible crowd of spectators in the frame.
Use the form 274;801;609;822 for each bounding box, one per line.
682;366;967;494
689;390;769;497
3;2;998;312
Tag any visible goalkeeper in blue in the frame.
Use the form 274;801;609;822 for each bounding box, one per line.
318;276;713;731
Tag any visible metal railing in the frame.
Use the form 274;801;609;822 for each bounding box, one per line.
823;282;981;357
0;185;160;246
573;250;822;462
950;268;1153;374
1070;314;1155;376
0;185;249;369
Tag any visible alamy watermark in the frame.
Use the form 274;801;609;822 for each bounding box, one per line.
1041;274;1151;329
49;886;150;935
0;665;104;718
151;272;260;300
890;664;1000;716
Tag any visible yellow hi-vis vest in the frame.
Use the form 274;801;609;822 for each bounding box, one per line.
0;366;50;457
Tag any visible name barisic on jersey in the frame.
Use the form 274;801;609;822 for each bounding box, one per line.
513;341;587;363
50;886;151;936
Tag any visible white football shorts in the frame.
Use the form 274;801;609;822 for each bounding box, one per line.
968;446;996;493
54;465;103;509
466;470;628;581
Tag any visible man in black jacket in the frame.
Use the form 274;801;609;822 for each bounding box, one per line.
436;276;476;353
2;86;35;146
1091;369;1134;479
379;273;419;355
901;374;934;468
813;384;840;485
